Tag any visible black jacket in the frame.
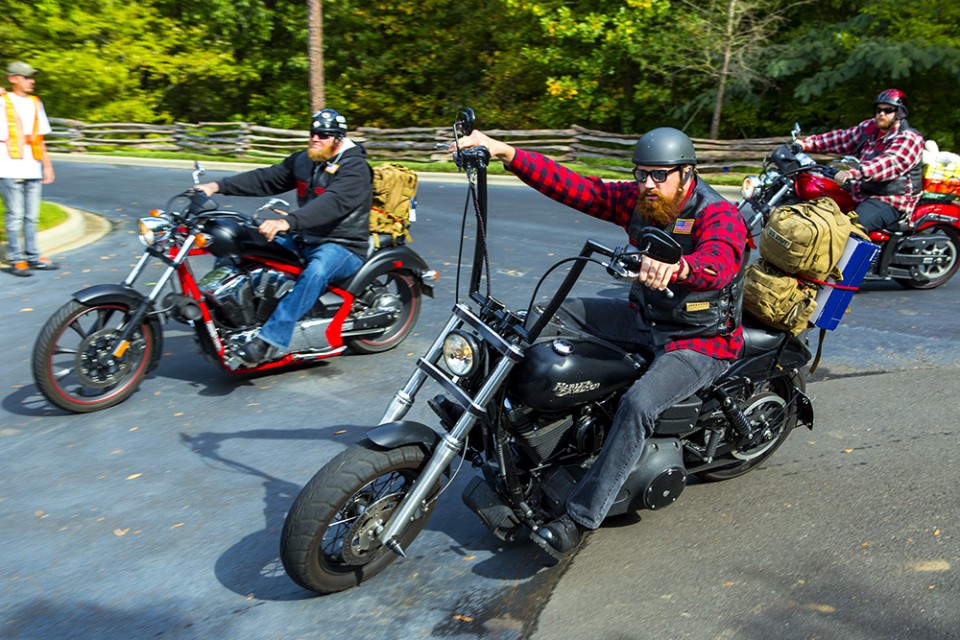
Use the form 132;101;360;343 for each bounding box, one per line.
216;141;373;256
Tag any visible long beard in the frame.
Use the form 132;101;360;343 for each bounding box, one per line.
635;186;685;227
307;147;328;162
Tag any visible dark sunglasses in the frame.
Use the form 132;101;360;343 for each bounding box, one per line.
633;166;682;184
310;131;334;139
875;106;897;115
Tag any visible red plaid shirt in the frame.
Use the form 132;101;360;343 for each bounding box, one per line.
509;149;746;359
804;118;924;215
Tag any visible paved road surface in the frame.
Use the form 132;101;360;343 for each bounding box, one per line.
0;159;956;639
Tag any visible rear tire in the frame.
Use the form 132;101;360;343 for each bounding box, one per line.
32;300;155;413
280;442;437;594
696;375;804;482
893;226;959;290
345;271;421;354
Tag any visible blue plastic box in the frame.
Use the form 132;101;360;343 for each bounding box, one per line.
811;236;881;330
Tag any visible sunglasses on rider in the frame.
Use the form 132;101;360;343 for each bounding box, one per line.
875;106;897;115
310;130;334;139
633;166;682;184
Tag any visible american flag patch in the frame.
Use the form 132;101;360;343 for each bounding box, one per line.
673;218;694;234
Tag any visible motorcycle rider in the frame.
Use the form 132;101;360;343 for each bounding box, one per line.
800;88;924;232
454;128;747;561
197;109;372;364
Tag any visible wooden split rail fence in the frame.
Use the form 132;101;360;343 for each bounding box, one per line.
47;119;795;173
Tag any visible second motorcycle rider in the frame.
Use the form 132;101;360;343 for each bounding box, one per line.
198;108;372;364
454;128;748;561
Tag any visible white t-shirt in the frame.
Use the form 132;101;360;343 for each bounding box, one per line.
0;93;52;179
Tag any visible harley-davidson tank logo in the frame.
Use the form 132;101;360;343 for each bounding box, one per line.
554;380;601;397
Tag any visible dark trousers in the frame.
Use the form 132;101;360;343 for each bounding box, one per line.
854;198;901;232
548;298;729;529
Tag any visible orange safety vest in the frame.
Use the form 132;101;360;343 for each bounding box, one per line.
3;93;44;160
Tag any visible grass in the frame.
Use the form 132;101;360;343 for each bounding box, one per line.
0;201;69;242
57;148;757;184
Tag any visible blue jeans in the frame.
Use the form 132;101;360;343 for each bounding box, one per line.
2;178;43;263
547;298;730;530
258;241;363;349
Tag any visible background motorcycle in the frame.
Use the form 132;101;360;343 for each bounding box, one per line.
31;163;436;413
738;124;960;289
279;108;814;595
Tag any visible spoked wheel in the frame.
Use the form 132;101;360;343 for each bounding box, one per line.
696;376;803;481
32;300;155;413
280;442;438;594
345;271;420;354
894;226;960;290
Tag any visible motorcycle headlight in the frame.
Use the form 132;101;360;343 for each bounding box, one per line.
740;175;761;200
138;217;173;247
442;330;481;378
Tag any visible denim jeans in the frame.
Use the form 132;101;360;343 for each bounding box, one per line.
548;298;730;530
257;241;363;349
2;178;43;263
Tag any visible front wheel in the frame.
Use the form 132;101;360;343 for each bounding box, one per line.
893;226;960;290
345;270;421;354
32;300;156;413
280;442;437;594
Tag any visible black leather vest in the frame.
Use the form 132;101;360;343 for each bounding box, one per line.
856;119;924;197
291;150;371;255
627;180;745;347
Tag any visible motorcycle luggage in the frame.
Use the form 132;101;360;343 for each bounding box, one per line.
742;258;818;335
760;197;854;280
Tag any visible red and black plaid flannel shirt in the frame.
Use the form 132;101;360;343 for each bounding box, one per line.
509;149;746;359
804;118;924;215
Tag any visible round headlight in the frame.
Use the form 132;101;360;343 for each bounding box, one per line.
740;175;760;200
442;330;479;377
138;217;172;247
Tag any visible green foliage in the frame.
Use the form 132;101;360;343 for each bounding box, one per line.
0;0;957;148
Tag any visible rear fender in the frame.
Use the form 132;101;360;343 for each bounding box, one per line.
72;284;165;372
345;245;433;297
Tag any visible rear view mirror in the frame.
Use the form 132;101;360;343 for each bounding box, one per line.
637;227;681;264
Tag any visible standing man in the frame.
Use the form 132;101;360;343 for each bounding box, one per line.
1;61;57;277
801;88;924;231
197;109;372;364
454;128;747;562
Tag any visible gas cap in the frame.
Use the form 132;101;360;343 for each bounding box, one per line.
551;339;574;355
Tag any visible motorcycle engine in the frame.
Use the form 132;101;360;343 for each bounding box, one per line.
197;263;295;329
504;397;609;464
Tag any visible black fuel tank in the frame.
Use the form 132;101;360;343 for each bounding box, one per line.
203;217;302;265
510;337;642;412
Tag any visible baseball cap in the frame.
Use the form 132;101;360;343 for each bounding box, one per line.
7;61;38;77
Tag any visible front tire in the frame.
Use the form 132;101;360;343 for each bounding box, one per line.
280;442;437;594
32;300;156;413
345;270;421;354
894;226;960;290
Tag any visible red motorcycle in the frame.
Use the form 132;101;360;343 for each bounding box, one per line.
31;163;436;413
738;124;960;289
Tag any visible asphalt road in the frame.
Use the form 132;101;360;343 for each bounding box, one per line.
0;159;957;640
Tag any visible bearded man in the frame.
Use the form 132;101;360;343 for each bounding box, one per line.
455;127;747;562
800;88;924;231
198;109;372;364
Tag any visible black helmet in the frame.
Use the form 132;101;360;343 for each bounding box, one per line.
632;127;697;166
310;109;348;137
874;88;908;118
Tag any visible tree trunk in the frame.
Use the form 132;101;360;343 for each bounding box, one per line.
307;0;325;112
710;0;738;139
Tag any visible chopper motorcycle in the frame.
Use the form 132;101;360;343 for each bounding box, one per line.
738;124;960;289
279;109;815;595
31;163;435;413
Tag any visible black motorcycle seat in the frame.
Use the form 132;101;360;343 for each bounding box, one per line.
740;317;787;356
